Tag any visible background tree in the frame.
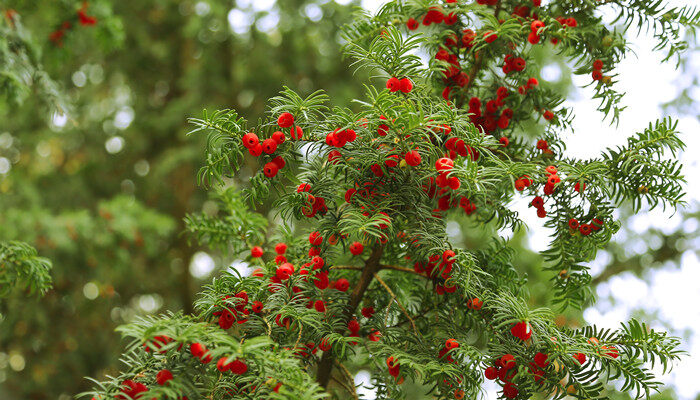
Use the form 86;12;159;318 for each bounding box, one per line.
0;1;364;399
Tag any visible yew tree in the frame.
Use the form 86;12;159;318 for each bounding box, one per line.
85;1;696;399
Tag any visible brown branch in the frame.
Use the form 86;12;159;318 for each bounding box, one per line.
331;265;363;271
316;245;385;388
373;272;418;334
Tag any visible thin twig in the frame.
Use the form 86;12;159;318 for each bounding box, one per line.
373;273;418;334
380;264;425;277
293;322;304;351
335;359;359;400
330;376;356;399
331;265;363;271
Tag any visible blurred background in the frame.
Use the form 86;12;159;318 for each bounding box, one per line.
0;1;697;399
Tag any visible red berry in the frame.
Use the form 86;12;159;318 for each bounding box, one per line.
503;383;519;399
573;352;587;365
248;143;263;157
405;150;421;166
275;242;287;254
229;359;248;375
399;78;413;93
277;112;294;128
309;231;323;246
272;130;286;144
271;156;285;170
511;321;532;341
250;246;263;258
156;369;173;385
314;300;326;312
348;318;360;334
579;224;592;236
484;366;498;380
276;263;294;280
190;342;206;359
483;30;498;43
334;278;350;292
319;337;332;351
406;17;419;30
242;132;259;149
386;77;401;92
531;20;545;32
263;162;279;178
251;301;263;313
531;196;544;208
291;125;303;140
593;59;604;70
435;157;454;172
262;138;277;154
350;241;364;255
528;31;540;44
543;110;554;120
569;218;580;230
217;357;231;372
445;338;459;350
467;297;483;310
500;354;516;370
534;352;549;368
602;345;619;358
361;306;375;318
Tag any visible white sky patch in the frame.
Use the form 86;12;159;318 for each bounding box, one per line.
190;251;216;278
105;136;124;154
228;260;252;277
228;9;253;35
256;9;280;32
51;112;68;128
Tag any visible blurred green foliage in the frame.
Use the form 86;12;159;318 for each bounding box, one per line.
0;1;364;398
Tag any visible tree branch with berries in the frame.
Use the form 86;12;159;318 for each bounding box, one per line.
84;0;695;399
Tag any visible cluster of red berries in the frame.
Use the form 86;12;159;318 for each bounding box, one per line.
502;54;527;75
386;77;414;93
517;77;539;96
438;338;460;364
325;128;357;148
119;336;253;399
49;2;97;46
295;183;329;218
483;350;550;399
528;19;546;44
484;354;520;398
116;380;149;400
412;249;462;295
466;94;514;134
213;291;261;329
535;138;553;155
406;5;459;31
568;217;604;236
591;58;605;81
242;111;305;178
216;357;248;375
